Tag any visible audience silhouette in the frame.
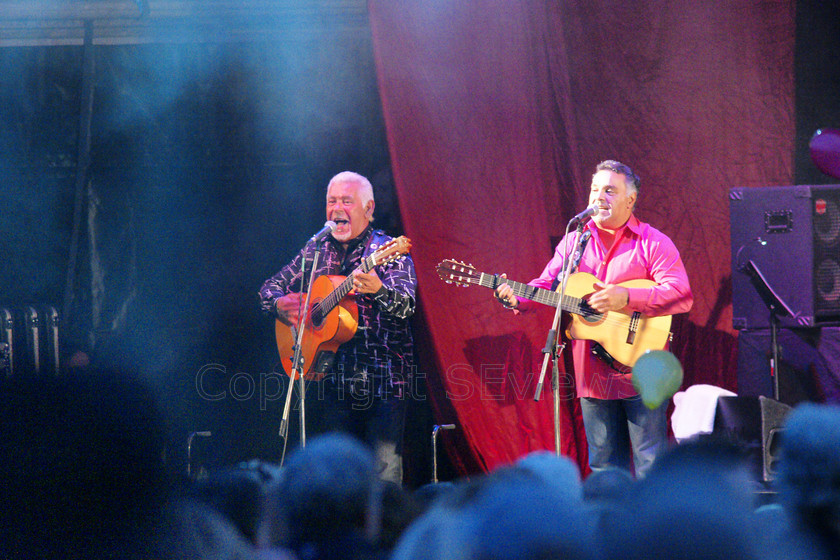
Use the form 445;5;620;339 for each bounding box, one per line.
769;403;840;560
3;370;839;560
0;370;170;558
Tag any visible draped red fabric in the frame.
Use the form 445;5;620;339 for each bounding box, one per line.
368;0;795;476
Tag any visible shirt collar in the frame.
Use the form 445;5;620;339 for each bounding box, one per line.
329;224;373;252
586;214;640;238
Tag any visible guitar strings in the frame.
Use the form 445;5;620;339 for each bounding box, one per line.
439;266;670;337
311;251;378;318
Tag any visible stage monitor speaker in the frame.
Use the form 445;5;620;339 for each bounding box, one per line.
713;395;791;482
730;185;840;329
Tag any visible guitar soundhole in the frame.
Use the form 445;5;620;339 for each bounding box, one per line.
311;309;325;329
310;299;326;329
579;302;603;324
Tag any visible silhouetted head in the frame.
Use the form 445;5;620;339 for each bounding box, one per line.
259;432;378;555
392;468;597;560
777;403;840;551
602;439;761;560
582;466;635;504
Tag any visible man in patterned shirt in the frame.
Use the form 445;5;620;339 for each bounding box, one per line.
259;171;416;484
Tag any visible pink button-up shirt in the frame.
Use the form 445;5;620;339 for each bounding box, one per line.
519;215;693;399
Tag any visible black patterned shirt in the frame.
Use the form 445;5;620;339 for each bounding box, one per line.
259;226;416;390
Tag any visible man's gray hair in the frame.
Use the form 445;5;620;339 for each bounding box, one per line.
327;171;375;206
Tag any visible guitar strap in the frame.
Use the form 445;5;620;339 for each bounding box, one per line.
570;230;592;274
551;229;592;291
364;229;391;259
591;342;631;374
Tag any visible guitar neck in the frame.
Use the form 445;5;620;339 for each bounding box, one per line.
475;272;584;313
315;253;377;317
475;273;557;306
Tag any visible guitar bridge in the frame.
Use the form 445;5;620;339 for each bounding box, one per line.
626;311;641;345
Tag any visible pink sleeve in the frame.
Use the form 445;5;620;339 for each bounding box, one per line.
515;237;572;312
626;235;693;316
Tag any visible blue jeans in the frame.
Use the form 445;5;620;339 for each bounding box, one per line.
580;396;668;478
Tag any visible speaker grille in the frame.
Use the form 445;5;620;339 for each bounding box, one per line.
813;186;840;318
730;185;840;328
814;196;840;244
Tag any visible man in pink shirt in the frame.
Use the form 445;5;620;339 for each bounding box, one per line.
496;160;694;476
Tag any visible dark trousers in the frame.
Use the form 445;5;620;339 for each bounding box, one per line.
305;374;408;484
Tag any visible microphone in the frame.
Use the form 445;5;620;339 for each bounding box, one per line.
310;221;337;243
570;203;600;223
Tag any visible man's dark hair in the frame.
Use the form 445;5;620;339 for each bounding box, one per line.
596;160;641;196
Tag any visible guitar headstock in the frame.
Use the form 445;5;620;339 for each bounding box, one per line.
371;236;412;266
436;259;480;287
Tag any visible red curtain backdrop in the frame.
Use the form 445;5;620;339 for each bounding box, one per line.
368;0;795;476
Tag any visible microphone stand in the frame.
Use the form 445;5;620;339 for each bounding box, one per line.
533;219;583;457
740;259;794;402
279;240;324;465
431;424;456;483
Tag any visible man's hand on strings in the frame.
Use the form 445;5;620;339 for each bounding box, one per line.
353;269;383;294
588;282;630;313
275;293;305;328
494;273;519;309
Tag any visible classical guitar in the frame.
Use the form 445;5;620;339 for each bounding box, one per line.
436;259;672;367
275;236;412;379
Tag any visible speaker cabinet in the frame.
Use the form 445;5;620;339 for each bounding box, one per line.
713;396;791;482
730;185;840;329
736;326;840;408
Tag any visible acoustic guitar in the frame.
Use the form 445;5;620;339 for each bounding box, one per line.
436;259;672;367
275;236;412;379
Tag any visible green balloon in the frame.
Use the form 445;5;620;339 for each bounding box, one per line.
632;350;684;410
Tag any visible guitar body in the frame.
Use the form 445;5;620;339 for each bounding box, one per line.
275;275;358;380
563;272;672;367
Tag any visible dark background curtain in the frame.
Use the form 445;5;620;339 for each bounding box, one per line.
0;27;403;476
